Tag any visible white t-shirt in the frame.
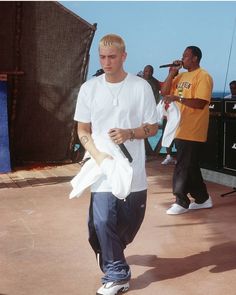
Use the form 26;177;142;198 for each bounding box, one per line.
224;94;235;99
74;73;158;192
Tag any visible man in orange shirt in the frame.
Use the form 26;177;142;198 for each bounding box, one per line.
161;46;213;215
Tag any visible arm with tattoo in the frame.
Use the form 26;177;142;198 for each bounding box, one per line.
78;122;110;165
108;123;158;145
80;135;89;147
122;123;158;142
133;123;158;139
143;124;151;136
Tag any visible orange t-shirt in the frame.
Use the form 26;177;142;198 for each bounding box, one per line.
171;68;213;142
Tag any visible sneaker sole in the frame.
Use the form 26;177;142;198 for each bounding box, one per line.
189;205;213;210
96;283;129;295
96;286;129;295
166;210;189;215
189;198;213;210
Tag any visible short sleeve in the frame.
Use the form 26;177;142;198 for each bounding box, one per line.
195;72;213;102
74;83;91;123
143;81;158;124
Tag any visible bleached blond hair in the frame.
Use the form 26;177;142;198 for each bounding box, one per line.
99;34;126;52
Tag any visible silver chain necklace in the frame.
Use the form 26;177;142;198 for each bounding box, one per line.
105;77;127;106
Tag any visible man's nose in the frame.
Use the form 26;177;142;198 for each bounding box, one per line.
104;57;111;66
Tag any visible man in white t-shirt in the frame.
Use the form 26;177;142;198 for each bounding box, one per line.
224;80;236;99
74;34;158;295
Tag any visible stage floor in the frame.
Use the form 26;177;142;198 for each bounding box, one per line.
0;157;235;295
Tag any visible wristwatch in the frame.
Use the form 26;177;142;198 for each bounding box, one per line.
129;129;135;141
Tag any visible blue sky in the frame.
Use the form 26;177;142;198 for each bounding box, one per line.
61;1;236;94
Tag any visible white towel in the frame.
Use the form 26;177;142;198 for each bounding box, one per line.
69;136;133;200
156;101;181;147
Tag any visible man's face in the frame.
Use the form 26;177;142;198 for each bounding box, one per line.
99;45;126;75
143;66;153;80
230;83;236;96
182;48;197;70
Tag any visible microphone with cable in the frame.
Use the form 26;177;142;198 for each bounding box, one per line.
109;128;133;163
118;143;133;163
159;63;182;68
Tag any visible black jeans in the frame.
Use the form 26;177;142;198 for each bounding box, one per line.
173;139;209;208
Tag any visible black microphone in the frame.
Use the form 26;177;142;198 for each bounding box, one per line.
159;63;181;68
118;144;133;163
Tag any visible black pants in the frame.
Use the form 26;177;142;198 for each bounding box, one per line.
173;139;209;208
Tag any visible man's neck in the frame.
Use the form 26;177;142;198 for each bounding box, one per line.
105;71;127;83
188;65;200;72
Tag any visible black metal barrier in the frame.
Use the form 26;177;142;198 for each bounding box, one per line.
200;99;236;175
223;100;236;173
200;99;224;170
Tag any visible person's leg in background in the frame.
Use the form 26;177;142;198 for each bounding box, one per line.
187;141;213;210
167;139;212;215
161;142;176;165
172;139;192;208
161;118;176;165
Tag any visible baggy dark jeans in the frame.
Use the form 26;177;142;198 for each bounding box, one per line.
88;190;147;284
173;139;209;208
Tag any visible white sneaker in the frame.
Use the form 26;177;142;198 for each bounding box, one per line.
189;196;213;210
166;203;189;215
161;155;176;165
96;281;129;295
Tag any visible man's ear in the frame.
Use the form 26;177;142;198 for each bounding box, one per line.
122;52;127;62
193;55;198;63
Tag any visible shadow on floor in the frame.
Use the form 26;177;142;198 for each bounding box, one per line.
127;241;236;290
